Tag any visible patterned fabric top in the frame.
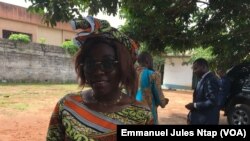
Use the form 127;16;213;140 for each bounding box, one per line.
46;92;153;141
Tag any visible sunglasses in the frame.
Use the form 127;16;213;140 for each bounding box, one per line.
82;58;119;73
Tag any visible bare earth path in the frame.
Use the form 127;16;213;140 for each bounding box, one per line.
0;85;227;141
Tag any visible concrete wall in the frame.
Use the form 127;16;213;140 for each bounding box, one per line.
0;39;76;83
162;56;193;90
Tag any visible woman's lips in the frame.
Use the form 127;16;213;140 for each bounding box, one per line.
92;80;108;87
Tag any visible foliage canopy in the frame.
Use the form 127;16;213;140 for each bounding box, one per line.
8;34;31;44
61;40;78;56
26;0;250;70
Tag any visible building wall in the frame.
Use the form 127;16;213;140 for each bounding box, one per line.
162;56;193;90
63;30;76;41
37;26;62;46
0;2;76;46
0;39;76;83
0;18;38;41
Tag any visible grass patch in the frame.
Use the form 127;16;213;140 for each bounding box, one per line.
9;103;29;111
0;82;78;86
0;100;29;111
0;84;87;112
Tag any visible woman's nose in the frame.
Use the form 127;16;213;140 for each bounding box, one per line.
92;63;105;74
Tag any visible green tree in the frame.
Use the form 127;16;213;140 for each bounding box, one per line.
8;34;30;44
26;0;250;70
189;47;217;69
39;37;46;44
120;0;250;70
61;40;78;55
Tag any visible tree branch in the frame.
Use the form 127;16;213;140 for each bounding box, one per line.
197;0;209;5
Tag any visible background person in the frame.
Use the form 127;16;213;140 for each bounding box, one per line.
46;16;154;141
185;58;220;124
135;51;169;124
217;69;231;110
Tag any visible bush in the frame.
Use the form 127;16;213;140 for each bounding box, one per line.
8;34;31;44
39;37;46;44
61;40;78;55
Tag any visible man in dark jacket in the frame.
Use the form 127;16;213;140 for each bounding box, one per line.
185;58;220;124
217;69;231;110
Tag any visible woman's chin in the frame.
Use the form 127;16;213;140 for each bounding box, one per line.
92;88;110;96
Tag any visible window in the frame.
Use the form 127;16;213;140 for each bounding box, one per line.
2;30;32;41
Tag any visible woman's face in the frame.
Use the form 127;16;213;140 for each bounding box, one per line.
84;43;120;96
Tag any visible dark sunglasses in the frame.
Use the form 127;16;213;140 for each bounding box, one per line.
82;59;119;73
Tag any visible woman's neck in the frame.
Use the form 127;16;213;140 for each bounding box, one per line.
92;89;122;103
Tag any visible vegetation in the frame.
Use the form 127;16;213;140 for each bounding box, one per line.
26;0;250;70
153;55;165;72
8;34;31;44
61;40;78;55
189;47;217;69
0;84;80;111
39;37;46;44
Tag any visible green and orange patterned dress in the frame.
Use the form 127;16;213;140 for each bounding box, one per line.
46;92;153;141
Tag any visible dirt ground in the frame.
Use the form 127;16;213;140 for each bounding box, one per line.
158;90;227;125
0;89;227;141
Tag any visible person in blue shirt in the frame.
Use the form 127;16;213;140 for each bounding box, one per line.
135;51;169;124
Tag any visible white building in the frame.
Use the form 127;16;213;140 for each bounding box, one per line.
162;55;194;90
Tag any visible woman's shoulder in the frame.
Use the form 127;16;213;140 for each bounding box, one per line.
129;101;151;111
119;95;151;111
59;89;92;103
121;103;152;115
121;102;153;123
148;70;162;81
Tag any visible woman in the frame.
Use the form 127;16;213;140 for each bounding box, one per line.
46;16;154;141
135;51;169;124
